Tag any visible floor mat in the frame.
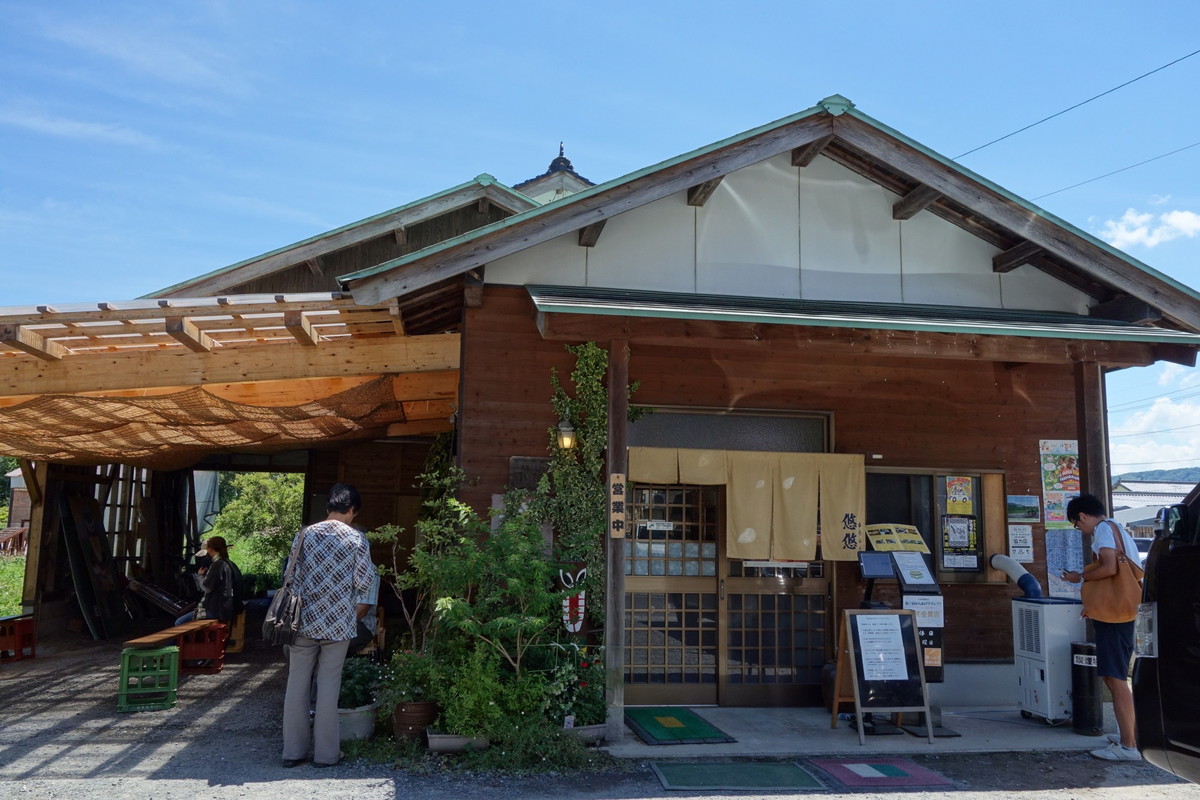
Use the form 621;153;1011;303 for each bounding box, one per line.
653;761;827;790
625;707;736;744
806;757;953;789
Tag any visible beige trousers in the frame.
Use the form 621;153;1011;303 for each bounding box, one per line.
282;635;349;764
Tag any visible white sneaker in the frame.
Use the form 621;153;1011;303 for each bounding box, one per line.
1091;741;1141;761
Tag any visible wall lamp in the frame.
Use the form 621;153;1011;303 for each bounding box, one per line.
556;418;577;450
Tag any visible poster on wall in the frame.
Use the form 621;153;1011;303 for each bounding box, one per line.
945;476;974;515
1039;440;1080;528
1046;528;1084;599
1008;524;1034;563
940;515;979;570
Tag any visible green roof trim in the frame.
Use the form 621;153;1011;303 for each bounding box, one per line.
147;175;535;298
527;285;1200;346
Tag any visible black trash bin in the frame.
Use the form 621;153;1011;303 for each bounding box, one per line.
1071;640;1103;736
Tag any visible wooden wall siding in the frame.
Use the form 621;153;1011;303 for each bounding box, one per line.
462;286;1079;660
231;204;513;296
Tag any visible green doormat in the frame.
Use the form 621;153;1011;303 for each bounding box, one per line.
653;761;827;791
624;707;736;744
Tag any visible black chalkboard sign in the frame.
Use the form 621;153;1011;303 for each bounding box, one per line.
831;609;933;745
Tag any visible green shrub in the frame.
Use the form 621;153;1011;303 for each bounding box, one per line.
0;556;24;616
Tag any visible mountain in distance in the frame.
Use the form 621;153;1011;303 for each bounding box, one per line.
1113;467;1200;484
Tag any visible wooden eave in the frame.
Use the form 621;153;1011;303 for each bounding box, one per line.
149;180;537;299
340;100;1200;335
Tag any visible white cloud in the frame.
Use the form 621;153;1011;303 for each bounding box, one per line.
1109;396;1200;473
1100;207;1200;249
41;20;250;97
0;108;160;148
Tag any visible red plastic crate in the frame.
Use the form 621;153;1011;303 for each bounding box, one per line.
180;623;227;674
0;615;35;661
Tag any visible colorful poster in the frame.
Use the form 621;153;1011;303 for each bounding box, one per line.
945;476;973;515
1046;528;1084;599
940;515;980;570
1039;440;1080;529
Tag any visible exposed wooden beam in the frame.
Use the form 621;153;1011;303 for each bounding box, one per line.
387;299;406;335
477;198;490;215
283;311;319;347
347;115;836;304
535;312;1166;368
0;372;461;409
992;241;1045;274
306;258;324;277
791;134;835;167
464;268;485;308
1153;343;1197;367
18;459;41;505
0;325;67;361
686;177;724;207
0;333;460;397
1091;295;1163;325
577;220;607;248
892;184;942;221
165;316;215;353
0;295;366;327
393;227;407;247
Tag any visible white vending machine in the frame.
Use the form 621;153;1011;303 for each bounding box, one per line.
1011;597;1085;722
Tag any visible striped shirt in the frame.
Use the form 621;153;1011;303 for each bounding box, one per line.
288;519;374;641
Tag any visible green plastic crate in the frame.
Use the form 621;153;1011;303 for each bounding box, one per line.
118;645;179;712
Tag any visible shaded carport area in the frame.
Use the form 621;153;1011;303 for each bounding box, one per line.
0;291;458;646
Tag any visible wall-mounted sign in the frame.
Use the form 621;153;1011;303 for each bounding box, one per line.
609;472;626;539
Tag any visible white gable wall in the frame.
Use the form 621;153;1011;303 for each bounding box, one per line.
486;155;1094;314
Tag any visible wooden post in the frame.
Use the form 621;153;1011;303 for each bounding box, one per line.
605;339;629;741
1074;360;1109;564
20;461;50;614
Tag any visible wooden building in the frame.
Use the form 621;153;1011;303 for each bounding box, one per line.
3;96;1199;708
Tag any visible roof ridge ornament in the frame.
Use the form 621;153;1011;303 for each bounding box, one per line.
818;94;855;116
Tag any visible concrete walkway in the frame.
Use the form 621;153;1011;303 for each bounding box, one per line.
604;704;1115;758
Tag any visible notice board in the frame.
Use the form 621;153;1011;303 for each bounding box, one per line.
830;609;933;744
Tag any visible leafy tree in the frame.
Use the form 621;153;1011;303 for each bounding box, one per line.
0;455;18;519
206;472;303;586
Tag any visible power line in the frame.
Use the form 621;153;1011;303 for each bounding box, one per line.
1033;139;1200;200
1109;388;1200;413
1111;423;1200;438
1110;457;1200;466
1108;383;1200;410
955;47;1200;158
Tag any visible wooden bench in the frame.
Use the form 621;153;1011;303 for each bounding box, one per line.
123;619;216;650
124;619;228;674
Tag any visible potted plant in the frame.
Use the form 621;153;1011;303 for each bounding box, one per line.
337;656;380;741
377;648;442;736
425;647;505;752
547;643;608;743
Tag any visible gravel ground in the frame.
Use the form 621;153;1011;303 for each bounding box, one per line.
0;627;1192;800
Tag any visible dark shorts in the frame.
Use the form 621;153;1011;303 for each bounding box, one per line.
1094;619;1135;679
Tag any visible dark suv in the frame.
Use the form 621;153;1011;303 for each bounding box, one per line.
1133;487;1200;783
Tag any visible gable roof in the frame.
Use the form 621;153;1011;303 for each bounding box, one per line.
338;95;1200;334
149;174;537;299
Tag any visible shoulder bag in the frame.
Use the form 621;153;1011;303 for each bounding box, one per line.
1080;521;1144;623
262;526;308;645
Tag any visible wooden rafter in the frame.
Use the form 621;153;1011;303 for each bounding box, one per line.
464;268;485;308
283;311;319;346
791;134;835;167
0;325;67;361
388;299;407;336
1092;295;1164;325
892;184;942;221
577;220;607;248
306;258;324;277
992;241;1045;273
686;177;724;207
165;316;215;352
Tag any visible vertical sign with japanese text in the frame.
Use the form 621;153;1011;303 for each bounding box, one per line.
608;472;626;539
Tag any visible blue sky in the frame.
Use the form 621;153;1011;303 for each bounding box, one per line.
1;1;1198;475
